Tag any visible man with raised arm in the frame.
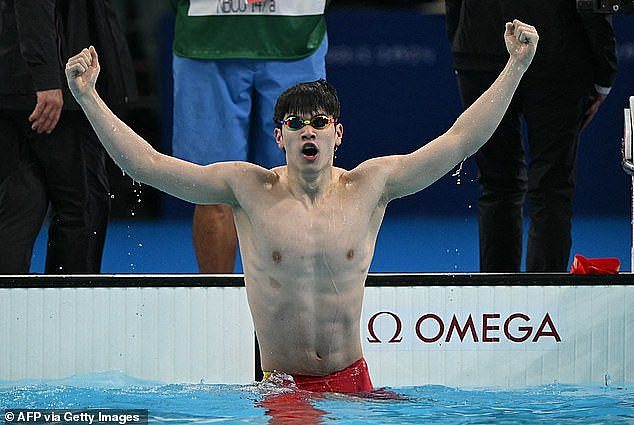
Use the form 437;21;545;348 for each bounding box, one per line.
65;20;538;393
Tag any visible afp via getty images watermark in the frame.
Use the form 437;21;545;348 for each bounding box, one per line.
4;410;148;425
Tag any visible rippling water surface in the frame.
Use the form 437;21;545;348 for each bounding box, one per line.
1;372;632;424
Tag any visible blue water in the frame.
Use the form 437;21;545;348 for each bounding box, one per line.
1;373;632;424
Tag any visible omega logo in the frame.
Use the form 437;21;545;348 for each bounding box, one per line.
367;311;562;344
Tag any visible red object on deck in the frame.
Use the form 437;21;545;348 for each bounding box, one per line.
569;254;620;274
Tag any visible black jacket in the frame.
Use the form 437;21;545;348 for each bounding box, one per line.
445;0;617;87
0;0;137;110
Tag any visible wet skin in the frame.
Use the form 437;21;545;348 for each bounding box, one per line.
234;163;386;375
65;21;538;376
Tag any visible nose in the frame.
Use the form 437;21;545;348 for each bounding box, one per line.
300;128;317;140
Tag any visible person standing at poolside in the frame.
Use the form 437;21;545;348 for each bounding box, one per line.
0;0;137;274
446;0;617;272
64;20;538;392
171;0;330;273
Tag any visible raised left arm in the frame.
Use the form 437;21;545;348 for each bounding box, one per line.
369;20;538;202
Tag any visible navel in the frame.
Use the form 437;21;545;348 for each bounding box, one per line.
346;249;354;260
272;251;282;263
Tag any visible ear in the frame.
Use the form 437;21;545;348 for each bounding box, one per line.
334;122;343;148
274;127;285;150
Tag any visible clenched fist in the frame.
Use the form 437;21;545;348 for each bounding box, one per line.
504;20;539;70
65;46;100;100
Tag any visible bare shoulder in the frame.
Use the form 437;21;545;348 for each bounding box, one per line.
211;161;279;183
339;160;391;201
340;155;408;204
193;161;280;207
342;156;394;184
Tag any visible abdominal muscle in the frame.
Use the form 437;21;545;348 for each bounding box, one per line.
245;269;366;376
232;170;384;376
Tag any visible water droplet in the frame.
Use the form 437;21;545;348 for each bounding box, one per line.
110;194;115;199
451;160;465;177
138;243;143;247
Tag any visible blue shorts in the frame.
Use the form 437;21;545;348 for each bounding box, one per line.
172;36;328;167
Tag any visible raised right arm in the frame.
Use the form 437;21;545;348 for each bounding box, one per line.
65;46;247;206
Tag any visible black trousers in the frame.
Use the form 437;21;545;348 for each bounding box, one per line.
0;110;110;273
457;70;591;272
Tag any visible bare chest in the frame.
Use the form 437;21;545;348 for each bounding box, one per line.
236;193;383;275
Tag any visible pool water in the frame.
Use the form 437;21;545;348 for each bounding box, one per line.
1;373;632;424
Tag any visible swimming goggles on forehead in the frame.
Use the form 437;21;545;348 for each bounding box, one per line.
279;115;336;131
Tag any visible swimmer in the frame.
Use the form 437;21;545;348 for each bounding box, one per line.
65;20;538;393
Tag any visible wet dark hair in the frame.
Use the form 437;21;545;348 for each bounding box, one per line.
273;79;340;127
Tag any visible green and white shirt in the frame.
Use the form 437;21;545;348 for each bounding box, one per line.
172;0;331;60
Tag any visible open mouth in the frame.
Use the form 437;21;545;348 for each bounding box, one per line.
301;142;319;159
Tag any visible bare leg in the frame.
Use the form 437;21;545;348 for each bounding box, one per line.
192;204;237;273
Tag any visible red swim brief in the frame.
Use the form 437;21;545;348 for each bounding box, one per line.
290;357;374;393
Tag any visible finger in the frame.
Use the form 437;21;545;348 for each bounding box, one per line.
89;45;98;67
516;29;526;43
69;54;90;70
31;99;55;130
36;107;58;133
67;55;88;66
512;20;536;43
81;48;92;66
72;49;90;72
514;24;528;42
39;118;55;134
31;117;44;132
43;113;60;134
42;101;62;122
38;117;53;134
31;110;49;132
71;60;88;74
66;61;86;78
29;102;43;122
66;61;80;75
523;28;538;44
46;109;62;134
